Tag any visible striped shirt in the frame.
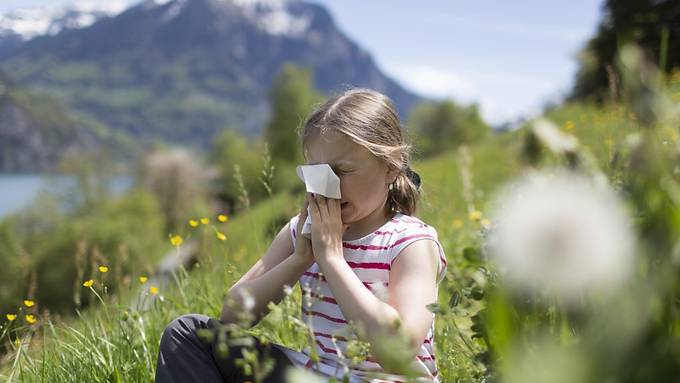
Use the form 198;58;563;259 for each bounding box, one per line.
273;212;448;383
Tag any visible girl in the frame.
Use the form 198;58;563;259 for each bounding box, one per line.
155;88;448;383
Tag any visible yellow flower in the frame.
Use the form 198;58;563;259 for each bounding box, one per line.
452;219;464;229
604;137;614;147
98;265;109;273
481;218;492;227
189;219;199;227
139;276;148;284
83;279;94;287
169;234;183;247
25;314;37;324
216;231;227;241
6;313;16;321
23;300;35;308
563;120;575;132
200;218;209;225
468;210;483;222
150;286;159;295
218;214;228;223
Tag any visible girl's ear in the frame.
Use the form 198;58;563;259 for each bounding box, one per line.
386;166;400;185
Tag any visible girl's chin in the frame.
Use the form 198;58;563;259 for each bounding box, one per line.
340;208;351;222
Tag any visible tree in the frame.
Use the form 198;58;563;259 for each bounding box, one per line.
141;148;213;232
408;100;491;157
210;129;268;210
264;64;322;165
571;0;680;101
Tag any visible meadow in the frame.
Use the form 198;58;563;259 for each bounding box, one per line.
1;52;680;382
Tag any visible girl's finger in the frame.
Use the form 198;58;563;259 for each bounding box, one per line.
319;194;333;216
328;198;341;215
300;198;309;219
296;198;308;232
314;193;328;219
307;193;321;220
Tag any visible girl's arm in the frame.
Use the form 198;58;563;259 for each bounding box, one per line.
316;240;439;358
221;203;314;324
308;194;440;362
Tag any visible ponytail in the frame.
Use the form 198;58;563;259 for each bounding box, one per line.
387;166;421;216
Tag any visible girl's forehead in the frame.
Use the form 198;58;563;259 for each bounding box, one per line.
305;131;371;164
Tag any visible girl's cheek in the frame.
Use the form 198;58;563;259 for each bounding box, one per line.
339;179;346;197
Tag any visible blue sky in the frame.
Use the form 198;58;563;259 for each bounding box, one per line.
0;0;604;124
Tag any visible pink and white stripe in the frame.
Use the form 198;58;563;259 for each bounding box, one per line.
274;212;447;383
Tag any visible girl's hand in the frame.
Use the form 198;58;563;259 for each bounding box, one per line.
307;193;350;263
292;198;314;265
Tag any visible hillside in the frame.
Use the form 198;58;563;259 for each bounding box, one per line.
0;73;140;172
0;0;423;148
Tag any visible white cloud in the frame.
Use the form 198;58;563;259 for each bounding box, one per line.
385;65;475;99
421;13;590;45
383;63;555;125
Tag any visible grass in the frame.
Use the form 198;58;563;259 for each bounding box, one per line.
4;83;678;381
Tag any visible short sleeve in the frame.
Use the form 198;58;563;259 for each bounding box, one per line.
288;215;300;252
388;224;448;285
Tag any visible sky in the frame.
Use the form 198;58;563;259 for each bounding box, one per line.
0;0;604;125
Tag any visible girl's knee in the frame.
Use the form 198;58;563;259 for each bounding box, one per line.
161;313;211;344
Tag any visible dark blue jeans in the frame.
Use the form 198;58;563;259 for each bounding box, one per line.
155;314;296;383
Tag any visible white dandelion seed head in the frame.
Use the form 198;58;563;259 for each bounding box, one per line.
285;367;327;383
238;288;256;312
486;170;636;303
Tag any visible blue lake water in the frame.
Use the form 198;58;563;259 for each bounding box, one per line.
0;174;132;219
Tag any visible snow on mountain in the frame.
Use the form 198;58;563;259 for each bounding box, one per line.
1;0;312;41
232;0;311;37
0;1;127;41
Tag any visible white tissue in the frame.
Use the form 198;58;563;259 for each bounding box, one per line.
296;164;342;238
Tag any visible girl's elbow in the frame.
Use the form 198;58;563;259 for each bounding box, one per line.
221;284;252;323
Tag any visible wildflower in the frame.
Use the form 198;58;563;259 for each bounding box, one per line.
481;218;492;227
25;314;37;324
218;214;228;223
563;120;575;132
486;170;636;303
189;219;199;227
285;366;328;383
23;300;35;308
200;218;209;225
238;288;255;312
216;231;227;241
150;286;159;295
83;279;94;287
139;276;148;284
98;266;108;273
169;234;183;247
452;219;464;229
6;314;16;321
604;137;614;147
532;118;579;154
468;210;483;221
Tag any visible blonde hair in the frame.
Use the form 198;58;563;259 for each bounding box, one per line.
300;88;421;215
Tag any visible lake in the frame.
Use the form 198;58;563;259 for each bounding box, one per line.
0;174;132;219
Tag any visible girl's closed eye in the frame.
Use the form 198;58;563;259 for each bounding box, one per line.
334;168;352;175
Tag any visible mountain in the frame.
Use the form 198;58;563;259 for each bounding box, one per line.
0;73;140;172
0;0;422;148
0;1;126;55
